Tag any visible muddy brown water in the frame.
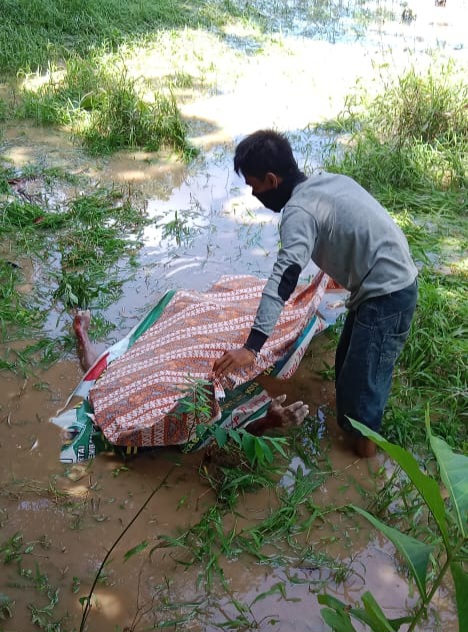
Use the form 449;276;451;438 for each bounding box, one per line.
0;337;457;631
1;1;465;630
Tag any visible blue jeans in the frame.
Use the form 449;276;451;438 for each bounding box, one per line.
335;280;418;435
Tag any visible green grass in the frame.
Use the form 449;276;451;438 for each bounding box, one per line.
164;462;333;587
0;183;153;373
19;55;198;158
387;270;467;450
320;64;468;202
0;0;208;76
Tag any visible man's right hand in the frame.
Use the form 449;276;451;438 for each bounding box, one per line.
212;347;256;378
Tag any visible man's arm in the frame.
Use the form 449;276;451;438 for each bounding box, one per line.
213;206;316;377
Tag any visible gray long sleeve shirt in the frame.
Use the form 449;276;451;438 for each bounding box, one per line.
247;171;418;349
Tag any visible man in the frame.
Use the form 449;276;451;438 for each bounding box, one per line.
213;130;418;457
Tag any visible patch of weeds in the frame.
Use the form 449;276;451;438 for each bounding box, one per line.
165;461;329;587
0;532;25;564
20;163;83;187
20;55;198;160
0;185;151;372
386;270;467;448
0;199;68;231
0;259;44;343
0;167;13;194
200;439;282;508
211;582;285;630
53;271;124;310
320;62;467;210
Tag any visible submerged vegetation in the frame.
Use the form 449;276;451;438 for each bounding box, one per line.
0;179;151;373
0;1;467;631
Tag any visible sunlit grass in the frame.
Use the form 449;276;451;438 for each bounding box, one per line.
320;63;468;204
0;0;206;75
19;55;198;159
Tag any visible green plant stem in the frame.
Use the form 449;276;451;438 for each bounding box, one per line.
407;539;463;632
79;465;175;632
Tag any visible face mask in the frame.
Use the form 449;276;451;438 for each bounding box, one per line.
253;172;306;212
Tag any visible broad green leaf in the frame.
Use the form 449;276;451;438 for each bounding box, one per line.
388;617;414;631
195;424;208;439
255;437;266;464
313;594;411;632
349;608;411;631
242;432;256;465
451;561;468;630
269;436;288;458
228;428;243;447
123;540;149;562
349;419;449;546
352;506;433;599
318;594;349;610
318;595;358;631
258;437;273;464
214;426;228;448
426;415;468;539
320;607;357;632
361;592;397;632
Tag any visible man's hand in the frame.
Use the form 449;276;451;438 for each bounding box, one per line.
213;347;256;378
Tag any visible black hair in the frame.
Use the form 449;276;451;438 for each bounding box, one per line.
234;130;299;179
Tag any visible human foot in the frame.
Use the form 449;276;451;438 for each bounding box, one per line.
73;310;98;372
73;309;92;339
353;435;377;458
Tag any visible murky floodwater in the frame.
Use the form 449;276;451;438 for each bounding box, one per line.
1;1;465;630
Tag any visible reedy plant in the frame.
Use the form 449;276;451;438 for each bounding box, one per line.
319;416;468;632
19;55;197;159
320;62;468;204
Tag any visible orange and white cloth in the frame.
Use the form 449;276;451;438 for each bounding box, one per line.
88;272;329;447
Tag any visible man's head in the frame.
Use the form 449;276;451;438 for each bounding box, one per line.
234;130;304;212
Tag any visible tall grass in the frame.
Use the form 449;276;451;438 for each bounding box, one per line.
20;56;197;158
321;64;468;207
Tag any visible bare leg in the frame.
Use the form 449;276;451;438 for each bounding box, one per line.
73;310;99;372
247;394;309;436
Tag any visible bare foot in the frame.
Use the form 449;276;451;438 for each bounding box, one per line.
353;436;377;458
73;310;98;372
73;309;92;338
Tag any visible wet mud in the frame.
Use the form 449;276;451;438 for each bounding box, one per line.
0;0;465;630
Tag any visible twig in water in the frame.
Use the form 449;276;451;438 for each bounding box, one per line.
79;465;176;632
